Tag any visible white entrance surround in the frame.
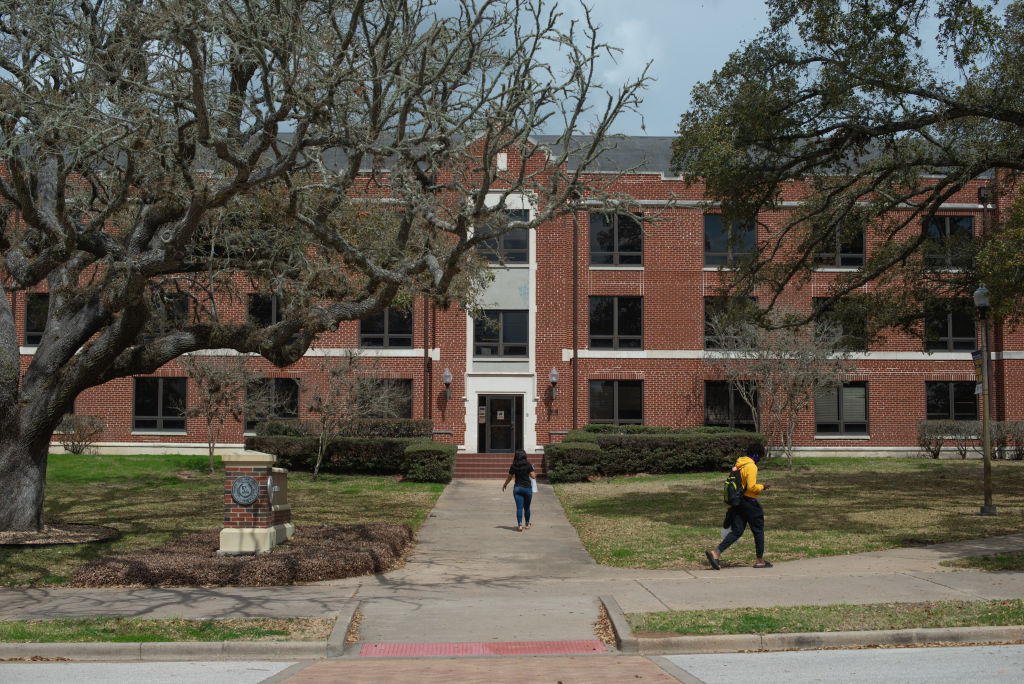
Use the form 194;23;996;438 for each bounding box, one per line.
460;372;540;455
459;191;540;455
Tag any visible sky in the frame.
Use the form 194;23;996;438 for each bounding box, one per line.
566;1;772;136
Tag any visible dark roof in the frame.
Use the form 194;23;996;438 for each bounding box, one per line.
532;135;676;175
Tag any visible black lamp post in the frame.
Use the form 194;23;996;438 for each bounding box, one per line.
973;283;996;516
549;367;559;399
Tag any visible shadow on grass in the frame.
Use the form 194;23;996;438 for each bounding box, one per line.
557;459;1024;566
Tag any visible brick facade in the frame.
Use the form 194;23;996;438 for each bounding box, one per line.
14;137;1020;458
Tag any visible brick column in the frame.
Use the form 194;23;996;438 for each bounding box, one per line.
218;449;295;555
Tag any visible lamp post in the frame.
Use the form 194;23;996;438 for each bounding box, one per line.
548;367;559;399
973;284;996;516
442;368;453;400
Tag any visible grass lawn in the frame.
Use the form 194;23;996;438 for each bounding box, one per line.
943;550;1024;571
554;458;1024;569
0;617;333;642
0;453;445;587
627;599;1024;636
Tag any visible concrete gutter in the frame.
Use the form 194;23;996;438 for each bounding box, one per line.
600;595;1024;655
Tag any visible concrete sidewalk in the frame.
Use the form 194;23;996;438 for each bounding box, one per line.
2;479;1024;662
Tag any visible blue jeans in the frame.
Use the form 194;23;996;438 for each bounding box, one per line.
513;486;533;526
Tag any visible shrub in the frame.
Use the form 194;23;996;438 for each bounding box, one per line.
917;420;954;459
340;418;433;438
1002;421;1024;460
545;441;602;482
401;440;456;483
245;434;451;481
545;430;763;482
582;424;679;435
326;437;412;474
245;436;318;471
254;420;313;437
56;415;105;455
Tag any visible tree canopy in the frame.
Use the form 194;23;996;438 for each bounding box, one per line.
0;0;648;530
674;0;1024;328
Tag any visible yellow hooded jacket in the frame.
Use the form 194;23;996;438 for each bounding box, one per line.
734;456;764;499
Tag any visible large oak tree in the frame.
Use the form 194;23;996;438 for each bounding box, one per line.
674;0;1024;329
0;0;648;530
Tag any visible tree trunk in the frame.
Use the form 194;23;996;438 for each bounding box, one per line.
0;436;49;531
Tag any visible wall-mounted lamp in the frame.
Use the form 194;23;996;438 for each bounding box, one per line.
442;368;453;399
549;367;559;399
978;185;991;207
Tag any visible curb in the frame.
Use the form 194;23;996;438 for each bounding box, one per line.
0;640;327;661
598;596;1024;655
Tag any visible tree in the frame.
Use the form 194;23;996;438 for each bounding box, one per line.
0;0;649;530
306;350;410;480
705;307;855;466
180;354;258;475
674;0;1024;328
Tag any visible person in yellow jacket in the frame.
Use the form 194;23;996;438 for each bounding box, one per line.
705;442;773;569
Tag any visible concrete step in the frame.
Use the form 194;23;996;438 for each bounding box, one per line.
454;453;546;479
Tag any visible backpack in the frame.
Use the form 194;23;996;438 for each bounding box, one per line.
723;466;744;506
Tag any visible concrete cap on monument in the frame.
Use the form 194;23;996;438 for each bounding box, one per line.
220;449;277;468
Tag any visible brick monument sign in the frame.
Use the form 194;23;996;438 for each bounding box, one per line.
219;449;294;555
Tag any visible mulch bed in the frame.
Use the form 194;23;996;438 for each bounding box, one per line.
69;523;414;588
0;523;119;547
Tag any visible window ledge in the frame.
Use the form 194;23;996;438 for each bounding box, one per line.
814;266;862;272
814;434;871;440
588;265;644;271
132;431;188;436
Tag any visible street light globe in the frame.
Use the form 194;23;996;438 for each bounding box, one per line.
973;284;990;311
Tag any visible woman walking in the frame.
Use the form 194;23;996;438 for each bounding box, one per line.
502;449;536;532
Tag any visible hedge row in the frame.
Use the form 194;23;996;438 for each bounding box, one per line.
254;418;433;439
244;435;455;483
544;428;765;482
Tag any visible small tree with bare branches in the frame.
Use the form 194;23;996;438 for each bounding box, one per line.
705;307;855;467
181;355;259;475
306;350;411;480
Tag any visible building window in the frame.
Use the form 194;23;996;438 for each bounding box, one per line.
923;215;973;268
815;382;868;435
589;380;643;425
24;293;48;346
814;298;869;351
815;228;864;267
473;310;528;357
926;381;978;421
248;294;283;326
133;377;187;431
590;212;643;265
704;296;758;349
145;292;190;340
704;214;756;266
357;379;413;419
360;308;413;348
245;378;300;431
589;296;642;349
479;209;529;264
924;300;975;351
704;381;757;431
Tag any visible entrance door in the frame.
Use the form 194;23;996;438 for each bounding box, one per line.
478;395;524;453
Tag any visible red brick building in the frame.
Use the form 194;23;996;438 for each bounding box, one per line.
16;136;1022;459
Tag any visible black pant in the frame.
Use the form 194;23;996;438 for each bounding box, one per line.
717;497;765;558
